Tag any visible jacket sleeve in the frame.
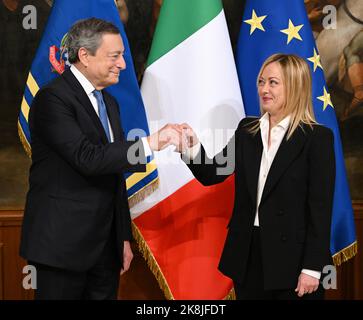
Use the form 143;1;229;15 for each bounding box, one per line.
31;87;146;176
182;136;235;186
303;126;336;271
181;119;249;186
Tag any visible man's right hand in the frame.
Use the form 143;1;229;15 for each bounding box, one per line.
147;124;188;153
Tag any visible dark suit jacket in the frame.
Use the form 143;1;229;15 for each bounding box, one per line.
20;69;146;272
185;117;335;290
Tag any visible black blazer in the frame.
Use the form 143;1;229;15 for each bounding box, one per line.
20;69;146;272
185;117;335;290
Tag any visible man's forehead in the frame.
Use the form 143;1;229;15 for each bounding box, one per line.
99;33;124;49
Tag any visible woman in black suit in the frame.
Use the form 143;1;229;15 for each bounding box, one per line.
181;54;335;300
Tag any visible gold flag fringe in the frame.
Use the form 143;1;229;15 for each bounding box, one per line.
128;178;159;208
133;221;237;300
332;241;357;266
18;121;32;158
132;222;174;300
224;288;236;300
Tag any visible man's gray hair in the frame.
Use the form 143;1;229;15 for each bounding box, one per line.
65;18;120;64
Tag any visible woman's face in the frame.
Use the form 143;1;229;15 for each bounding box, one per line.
258;62;286;118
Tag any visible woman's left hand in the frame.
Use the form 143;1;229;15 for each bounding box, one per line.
295;273;319;297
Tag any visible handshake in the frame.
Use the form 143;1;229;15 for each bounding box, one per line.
147;123;199;153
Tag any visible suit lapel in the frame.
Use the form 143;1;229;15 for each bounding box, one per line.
260;125;307;205
62;69;109;144
243;130;263;205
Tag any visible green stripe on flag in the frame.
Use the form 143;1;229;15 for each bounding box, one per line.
146;0;222;66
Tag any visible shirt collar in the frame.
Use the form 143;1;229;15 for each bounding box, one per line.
70;64;95;96
278;115;291;131
259;113;291;132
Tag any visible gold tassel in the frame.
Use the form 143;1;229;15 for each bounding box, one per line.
333;241;358;266
224;288;236;300
17;121;32;158
128;178;159;208
132;222;174;300
132;222;237;300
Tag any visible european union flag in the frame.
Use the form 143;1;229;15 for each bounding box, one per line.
18;0;158;207
237;0;356;264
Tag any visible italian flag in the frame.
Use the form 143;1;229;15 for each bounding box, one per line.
131;0;245;300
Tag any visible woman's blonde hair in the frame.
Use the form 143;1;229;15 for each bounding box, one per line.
248;53;317;139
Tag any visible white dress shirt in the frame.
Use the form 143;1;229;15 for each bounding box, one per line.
70;65;115;142
70;65;151;156
255;113;320;280
254;112;290;226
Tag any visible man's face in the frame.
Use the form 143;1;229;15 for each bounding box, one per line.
86;33;126;89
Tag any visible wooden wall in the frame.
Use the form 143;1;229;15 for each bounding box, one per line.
0;210;33;300
0;203;362;300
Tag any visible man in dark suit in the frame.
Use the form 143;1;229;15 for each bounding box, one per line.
20;18;183;300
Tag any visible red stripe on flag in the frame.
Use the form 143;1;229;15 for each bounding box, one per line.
134;175;235;299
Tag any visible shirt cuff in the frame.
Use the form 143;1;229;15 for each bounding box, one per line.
301;269;321;280
141;137;152;157
183;142;201;160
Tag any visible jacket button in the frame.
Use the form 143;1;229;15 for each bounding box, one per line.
277;210;284;216
280;235;287;242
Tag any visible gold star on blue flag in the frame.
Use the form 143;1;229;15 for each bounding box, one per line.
307;48;323;72
244;9;267;35
236;0;356;265
280;19;303;44
317;87;334;111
